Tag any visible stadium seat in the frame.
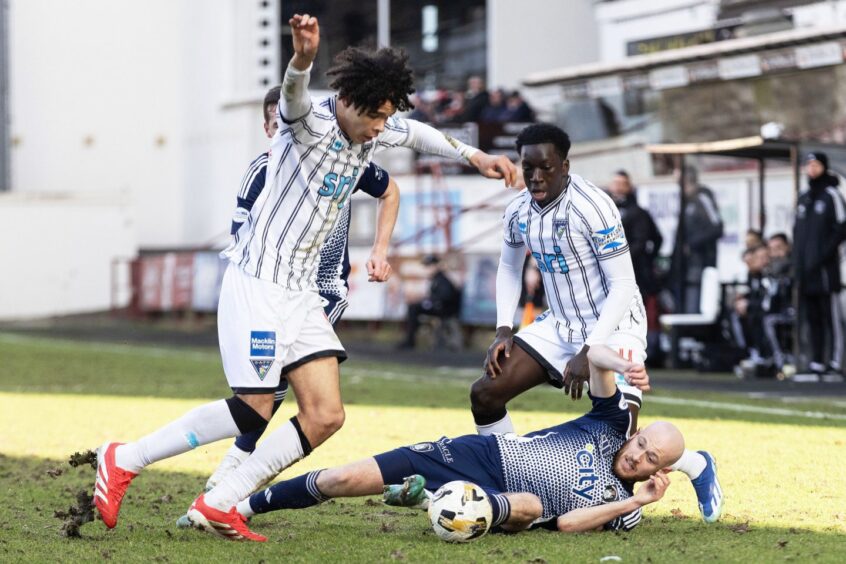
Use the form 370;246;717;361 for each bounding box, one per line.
660;267;723;368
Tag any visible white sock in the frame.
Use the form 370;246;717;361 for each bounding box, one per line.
236;497;256;518
205;444;252;490
617;381;643;409
204;420;305;510
115;400;240;473
670;449;707;480
475;412;515;436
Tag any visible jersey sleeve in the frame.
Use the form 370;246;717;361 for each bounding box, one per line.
354;163;390;198
503;195;525;248
582;389;631;436
603;507;642;531
231;155;268;235
578;187;630;261
377;117;478;162
277;62;333;145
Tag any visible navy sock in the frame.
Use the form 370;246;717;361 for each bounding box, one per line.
249;470;327;514
234;386;286;452
490;493;511;528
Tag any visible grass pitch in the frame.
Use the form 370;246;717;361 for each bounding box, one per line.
1;333;845;562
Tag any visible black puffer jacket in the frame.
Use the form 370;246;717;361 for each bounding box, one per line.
793;174;846;295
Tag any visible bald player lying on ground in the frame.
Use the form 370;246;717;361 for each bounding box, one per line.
187;345;684;541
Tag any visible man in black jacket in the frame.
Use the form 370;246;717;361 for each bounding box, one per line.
674;167;724;313
399;255;462;349
609;171;664;360
793;152;846;375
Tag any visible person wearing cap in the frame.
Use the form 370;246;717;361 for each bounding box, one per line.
793;152;846;377
398;255;462;350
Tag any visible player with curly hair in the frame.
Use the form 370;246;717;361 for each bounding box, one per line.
92;13;517;539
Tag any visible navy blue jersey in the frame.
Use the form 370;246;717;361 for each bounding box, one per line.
230;155;389;321
494;390;641;530
315;163;389;323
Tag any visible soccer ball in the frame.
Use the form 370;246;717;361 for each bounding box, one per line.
428;481;493;542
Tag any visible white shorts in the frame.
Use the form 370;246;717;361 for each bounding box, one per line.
217;263;346;394
513;310;647;407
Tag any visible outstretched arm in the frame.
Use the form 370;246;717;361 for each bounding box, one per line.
586;344;650;399
281;14;319;123
556;471;669;533
398;119;518;187
367;178;399;282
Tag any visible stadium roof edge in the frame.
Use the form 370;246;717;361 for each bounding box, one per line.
522;24;846;87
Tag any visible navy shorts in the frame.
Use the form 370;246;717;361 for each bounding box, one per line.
374;434;507;496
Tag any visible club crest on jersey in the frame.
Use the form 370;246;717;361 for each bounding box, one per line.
329;139;345;152
602;484;619;503
572;443;598;501
518;221;528;234
591;223;626;254
249;331;276;380
553;219;568;240
409;442;435;453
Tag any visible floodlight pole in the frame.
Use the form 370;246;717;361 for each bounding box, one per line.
677;154;687;313
377;0;390;47
757;157;766;231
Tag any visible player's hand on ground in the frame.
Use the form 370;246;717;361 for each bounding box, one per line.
367;253;392;282
484;327;514;378
471;152;518;187
633;470;670;506
563;346;590;400
290;14;320;64
624;365;651;392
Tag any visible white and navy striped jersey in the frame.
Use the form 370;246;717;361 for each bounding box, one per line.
495;389;641;530
224;63;473;291
228;150;389;322
503;174;643;342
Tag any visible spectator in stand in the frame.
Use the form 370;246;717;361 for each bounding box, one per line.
672;166;723;313
502;90;536;123
408;94;434;123
731;245;770;366
459;75;489;123
745;229;764;250
398;255;462;350
608;170;663;362
766;233;791;277
793;152;846;377
480;88;507;123
762;233;794;374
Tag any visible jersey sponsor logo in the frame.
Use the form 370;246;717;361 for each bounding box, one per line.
591;223;626;254
250;331;276;380
553;219;568;240
532;245;569;274
318;167;361;208
572;442;599;501
435;437;454;464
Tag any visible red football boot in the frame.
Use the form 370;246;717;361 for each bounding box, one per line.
186;494;267;542
93;442;138;529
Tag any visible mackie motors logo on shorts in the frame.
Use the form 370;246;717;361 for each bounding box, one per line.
249;331;276;380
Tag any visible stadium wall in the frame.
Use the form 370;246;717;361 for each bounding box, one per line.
0;192;135;320
8;0;276;249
